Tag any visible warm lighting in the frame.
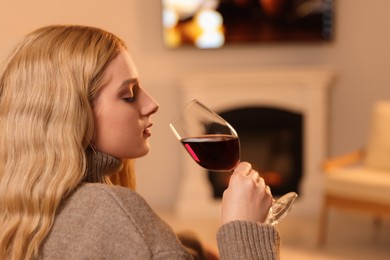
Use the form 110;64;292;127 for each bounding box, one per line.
162;0;226;49
195;31;224;49
162;8;179;29
162;0;334;48
163;28;181;48
164;0;203;20
195;9;222;30
194;9;224;48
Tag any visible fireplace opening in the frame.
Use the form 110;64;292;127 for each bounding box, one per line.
207;106;303;199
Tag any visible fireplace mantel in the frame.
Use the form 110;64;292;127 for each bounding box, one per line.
175;67;335;218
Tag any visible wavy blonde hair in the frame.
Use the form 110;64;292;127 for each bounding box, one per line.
0;25;134;259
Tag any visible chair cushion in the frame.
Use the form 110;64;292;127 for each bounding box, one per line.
325;166;390;205
364;101;390;171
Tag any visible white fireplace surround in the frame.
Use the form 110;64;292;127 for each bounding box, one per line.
174;67;335;219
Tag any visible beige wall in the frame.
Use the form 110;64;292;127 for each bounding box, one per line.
1;0;390;211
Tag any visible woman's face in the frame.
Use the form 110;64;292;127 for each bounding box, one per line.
92;50;159;159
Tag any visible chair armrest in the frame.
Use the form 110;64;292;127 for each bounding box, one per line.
322;149;365;173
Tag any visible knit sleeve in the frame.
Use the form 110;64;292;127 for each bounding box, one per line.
217;221;280;260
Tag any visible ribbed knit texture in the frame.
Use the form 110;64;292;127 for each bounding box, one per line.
217;221;280;260
85;149;123;183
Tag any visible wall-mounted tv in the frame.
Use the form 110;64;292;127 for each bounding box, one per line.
162;0;334;49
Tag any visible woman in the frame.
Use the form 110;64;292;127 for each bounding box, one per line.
0;25;279;259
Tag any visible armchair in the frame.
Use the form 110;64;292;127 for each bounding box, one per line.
318;101;390;245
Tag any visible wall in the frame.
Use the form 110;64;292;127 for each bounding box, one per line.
1;0;389;212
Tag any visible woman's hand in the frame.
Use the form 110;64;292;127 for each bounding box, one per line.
221;162;273;225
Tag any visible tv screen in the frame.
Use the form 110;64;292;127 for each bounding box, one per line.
162;0;334;49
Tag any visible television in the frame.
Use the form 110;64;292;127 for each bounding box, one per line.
162;0;334;49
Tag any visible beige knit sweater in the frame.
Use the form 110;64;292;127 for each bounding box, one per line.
41;152;280;259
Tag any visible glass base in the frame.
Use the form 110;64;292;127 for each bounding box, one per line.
265;192;298;225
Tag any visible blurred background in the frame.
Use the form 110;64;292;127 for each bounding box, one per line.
1;0;389;259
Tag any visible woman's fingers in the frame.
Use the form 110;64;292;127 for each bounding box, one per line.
221;162;273;224
233;162;252;176
232;162;264;187
250;170;259;184
265;185;272;195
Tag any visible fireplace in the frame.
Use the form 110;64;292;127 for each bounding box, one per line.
208;106;303;199
174;67;334;218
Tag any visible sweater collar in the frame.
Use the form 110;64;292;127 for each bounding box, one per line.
85;149;123;183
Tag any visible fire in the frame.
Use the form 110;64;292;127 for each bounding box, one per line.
260;171;284;186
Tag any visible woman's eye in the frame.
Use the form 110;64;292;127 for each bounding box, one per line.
123;97;135;103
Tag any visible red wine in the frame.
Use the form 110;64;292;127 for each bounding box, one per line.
180;135;240;171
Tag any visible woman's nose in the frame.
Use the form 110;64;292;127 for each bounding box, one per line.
141;89;159;116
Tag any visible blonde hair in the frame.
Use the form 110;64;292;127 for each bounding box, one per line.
110;160;136;189
0;25;134;259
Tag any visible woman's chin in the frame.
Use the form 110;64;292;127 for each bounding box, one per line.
123;147;150;160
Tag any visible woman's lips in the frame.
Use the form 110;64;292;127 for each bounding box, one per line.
143;124;153;138
143;128;151;137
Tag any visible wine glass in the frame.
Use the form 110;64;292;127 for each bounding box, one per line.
170;99;298;225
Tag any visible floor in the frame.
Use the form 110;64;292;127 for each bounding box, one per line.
277;210;390;260
159;210;390;260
